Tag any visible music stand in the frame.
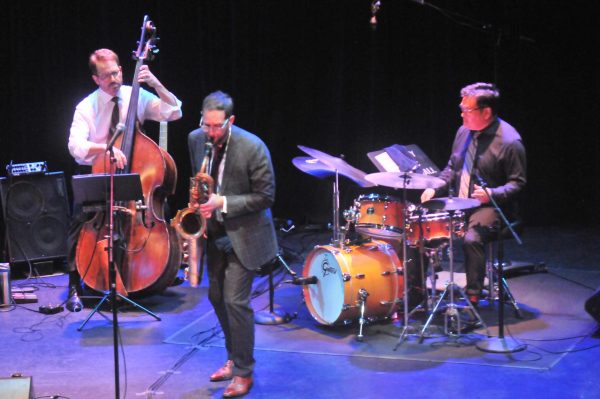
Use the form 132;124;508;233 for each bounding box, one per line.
71;173;161;330
72;172;162;399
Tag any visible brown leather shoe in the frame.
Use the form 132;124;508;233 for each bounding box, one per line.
223;375;253;398
210;360;234;382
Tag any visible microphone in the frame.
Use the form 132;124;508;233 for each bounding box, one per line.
66;291;83;312
106;123;126;152
286;276;318;285
473;169;487;187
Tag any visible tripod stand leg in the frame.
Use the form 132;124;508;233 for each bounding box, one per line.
416;284;450;344
77;291;161;331
117;293;161;320
78;292;110;331
501;277;523;318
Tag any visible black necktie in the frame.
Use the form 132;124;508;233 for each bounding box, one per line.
459;132;480;198
210;144;225;182
108;96;120;140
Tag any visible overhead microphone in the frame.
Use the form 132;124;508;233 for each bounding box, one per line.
370;0;381;30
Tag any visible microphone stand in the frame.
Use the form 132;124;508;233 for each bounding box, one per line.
473;173;526;353
107;145;121;399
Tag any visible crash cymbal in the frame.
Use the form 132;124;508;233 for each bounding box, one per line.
292;156;335;179
422;197;481;211
365;171;445;190
297;145;375;187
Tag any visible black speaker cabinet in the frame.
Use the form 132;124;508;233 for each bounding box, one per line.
585;287;600;324
0;376;34;398
0;172;70;263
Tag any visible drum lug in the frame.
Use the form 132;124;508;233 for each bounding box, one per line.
355;273;365;279
395;267;403;274
343;273;351;282
379;300;394;306
381;270;391;276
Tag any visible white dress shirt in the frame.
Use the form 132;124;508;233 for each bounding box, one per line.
68;85;182;165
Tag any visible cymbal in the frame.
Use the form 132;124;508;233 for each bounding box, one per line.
297;145;375;187
422;197;481;211
292;156;335;179
365;171;445;190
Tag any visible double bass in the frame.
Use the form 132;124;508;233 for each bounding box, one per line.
75;16;181;297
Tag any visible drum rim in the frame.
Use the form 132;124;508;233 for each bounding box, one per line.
355;223;403;235
357;193;403;202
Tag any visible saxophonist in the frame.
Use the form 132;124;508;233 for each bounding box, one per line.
188;90;277;398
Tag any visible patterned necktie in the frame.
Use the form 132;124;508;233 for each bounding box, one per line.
458;132;480;198
108;96;120;140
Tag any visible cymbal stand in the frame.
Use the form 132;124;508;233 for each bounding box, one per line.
406;209;429;317
418;209;488;342
394;173;419;349
331;169;342;247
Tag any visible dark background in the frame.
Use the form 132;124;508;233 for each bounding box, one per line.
3;1;599;228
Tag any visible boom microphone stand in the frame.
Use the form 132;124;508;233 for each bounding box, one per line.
474;173;526;353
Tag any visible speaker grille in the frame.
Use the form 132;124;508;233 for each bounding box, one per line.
0;172;70;263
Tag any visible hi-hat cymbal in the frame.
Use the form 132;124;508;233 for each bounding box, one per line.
365;171;445;190
297;145;375;187
422;197;481;211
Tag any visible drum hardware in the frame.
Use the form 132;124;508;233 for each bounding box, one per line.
416;197;489;343
357;288;370;341
365;170;445;348
296;145;375;248
485;259;522;318
255;254;296;325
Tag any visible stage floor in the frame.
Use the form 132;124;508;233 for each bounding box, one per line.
1;226;599;399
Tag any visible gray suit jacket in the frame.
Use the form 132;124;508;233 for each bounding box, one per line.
188;125;278;270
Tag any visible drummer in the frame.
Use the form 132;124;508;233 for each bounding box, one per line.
420;82;526;306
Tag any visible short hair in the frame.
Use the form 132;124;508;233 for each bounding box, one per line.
88;49;120;75
202;91;234;118
460;82;500;115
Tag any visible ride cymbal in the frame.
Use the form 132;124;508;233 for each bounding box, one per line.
297;145;374;187
365;171;445;190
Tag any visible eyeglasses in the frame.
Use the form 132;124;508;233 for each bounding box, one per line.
199;117;230;132
96;70;120;81
460;106;482;114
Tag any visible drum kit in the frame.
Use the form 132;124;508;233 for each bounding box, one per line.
293;145;487;343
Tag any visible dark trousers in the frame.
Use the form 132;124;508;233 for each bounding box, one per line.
207;235;256;378
462;206;499;296
66;165;93;278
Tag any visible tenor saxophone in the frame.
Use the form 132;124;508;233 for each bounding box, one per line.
171;142;214;287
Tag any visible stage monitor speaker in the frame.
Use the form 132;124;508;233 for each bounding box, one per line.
0;172;70;264
0;376;34;399
585;287;600;324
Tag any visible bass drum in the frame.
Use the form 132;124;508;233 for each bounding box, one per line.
302;240;403;325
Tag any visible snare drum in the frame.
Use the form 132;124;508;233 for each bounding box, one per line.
354;194;406;239
302;240;403;325
406;210;465;248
